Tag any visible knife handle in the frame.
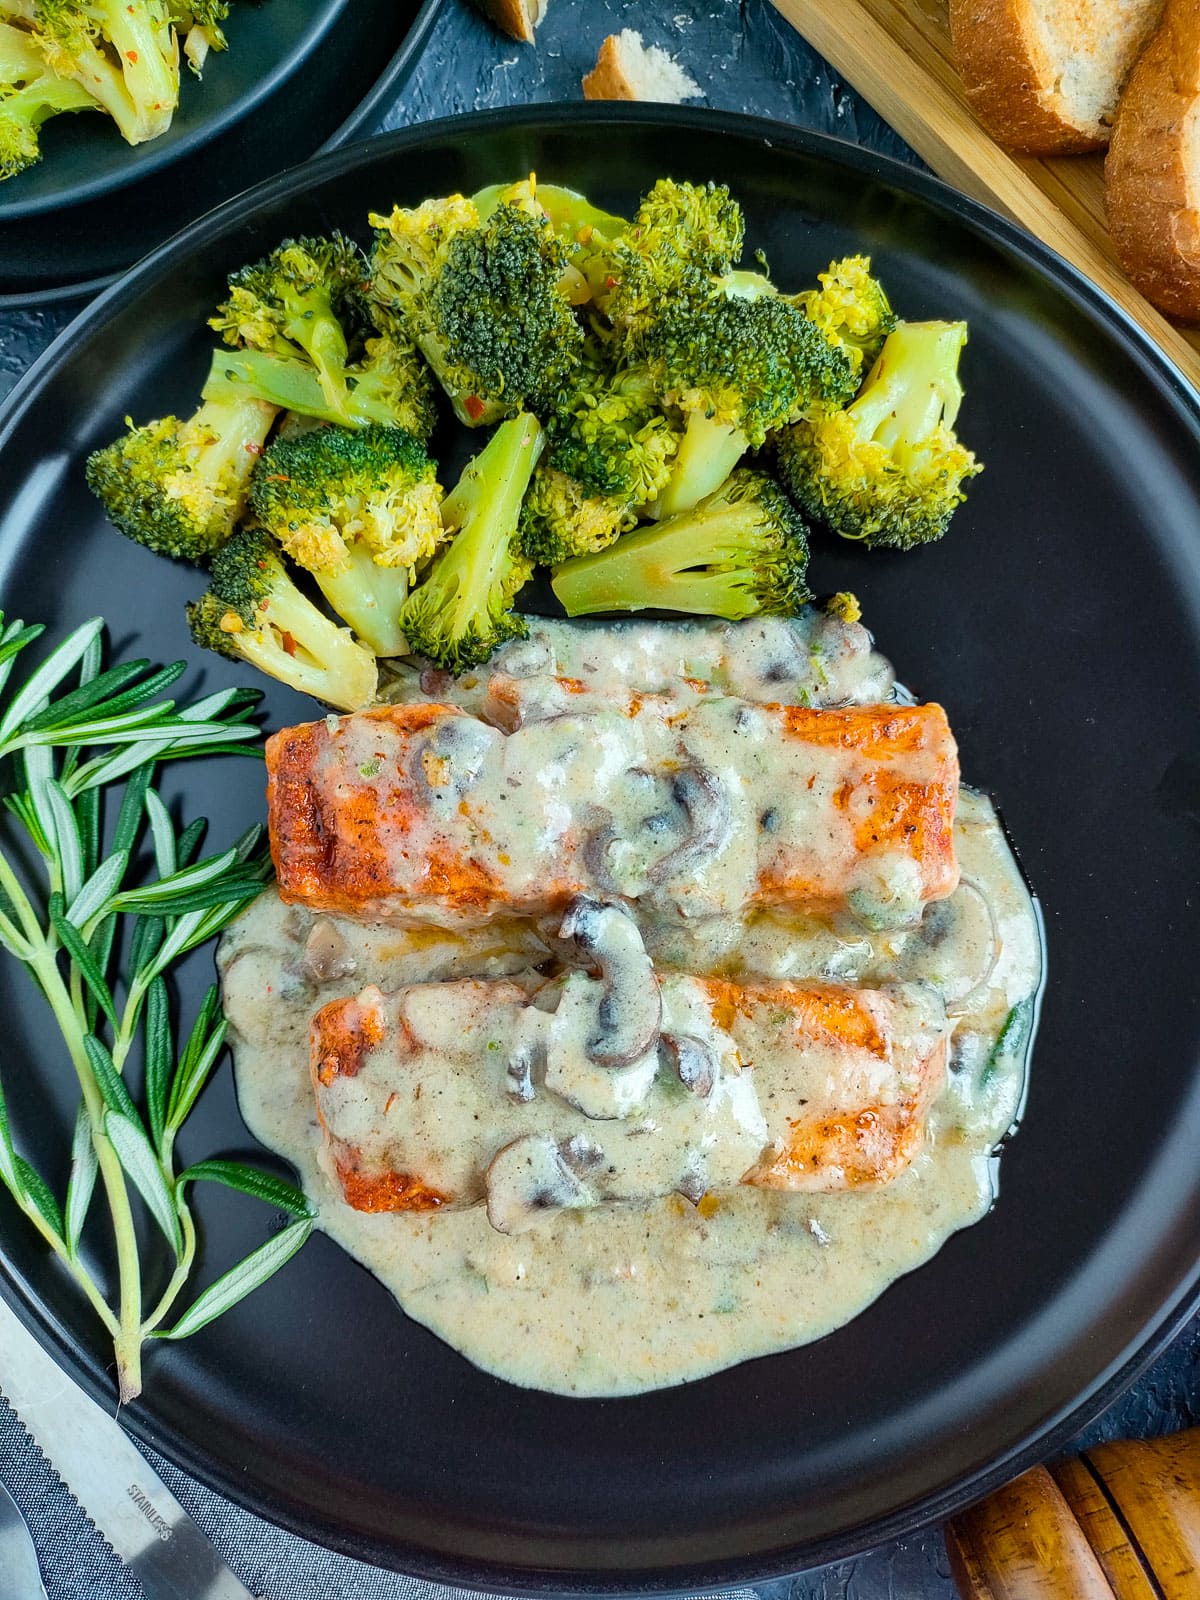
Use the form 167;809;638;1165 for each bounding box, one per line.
945;1427;1200;1597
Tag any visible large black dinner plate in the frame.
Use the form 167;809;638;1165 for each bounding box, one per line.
0;0;440;305
1;108;1199;1591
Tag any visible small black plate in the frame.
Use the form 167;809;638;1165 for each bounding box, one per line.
0;0;440;305
0;108;1199;1592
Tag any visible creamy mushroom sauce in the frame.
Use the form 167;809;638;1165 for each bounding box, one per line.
221;619;1042;1397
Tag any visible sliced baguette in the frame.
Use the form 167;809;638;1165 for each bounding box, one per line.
950;0;1164;154
474;0;546;46
582;30;702;104
1106;0;1200;322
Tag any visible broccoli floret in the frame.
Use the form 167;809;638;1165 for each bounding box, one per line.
85;394;277;562
551;468;810;621
187;526;378;711
794;256;896;382
167;0;229;72
600;178;744;335
33;0;177;144
474;178;631;307
776;320;983;550
0;23;97;179
517;465;631;566
545;358;679;506
644;290;857;518
209;234;375;419
202;322;438;440
369;197;583;428
248;424;444;657
398;413;544;672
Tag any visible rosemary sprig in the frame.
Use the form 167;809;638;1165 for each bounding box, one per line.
0;613;315;1402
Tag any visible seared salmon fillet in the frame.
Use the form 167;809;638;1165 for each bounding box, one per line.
309;960;950;1224
268;697;959;925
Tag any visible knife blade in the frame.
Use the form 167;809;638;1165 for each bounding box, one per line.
0;1291;257;1600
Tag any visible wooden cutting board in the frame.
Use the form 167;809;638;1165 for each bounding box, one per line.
768;0;1200;393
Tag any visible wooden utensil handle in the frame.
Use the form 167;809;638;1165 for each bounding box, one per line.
946;1427;1200;1598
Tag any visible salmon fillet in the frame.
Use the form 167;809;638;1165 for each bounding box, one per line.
268;697;959;925
309;974;950;1218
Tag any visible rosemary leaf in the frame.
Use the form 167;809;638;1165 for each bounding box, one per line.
51;909;118;1027
144;977;172;1154
177;1160;316;1219
65;852;129;930
104;1111;183;1257
44;780;84;904
64;1101;98;1257
0;618;103;743
82;1034;137;1122
0;1073;20;1194
14;1157;64;1241
155;1221;313;1342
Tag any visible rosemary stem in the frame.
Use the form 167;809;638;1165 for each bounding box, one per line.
24;932;146;1400
141;1204;195;1337
15;1193;119;1336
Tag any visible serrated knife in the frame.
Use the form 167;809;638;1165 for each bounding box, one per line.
0;1291;257;1599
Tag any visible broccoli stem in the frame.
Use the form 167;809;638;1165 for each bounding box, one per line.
203;349;395;430
651;412;747;519
436;412;542;617
188;393;275;484
0;72;97;177
94;0;178;140
232;582;378;708
398;414;544;669
36;29;141;143
553;498;774;620
0;18;45;78
851;322;967;449
312;543;409;659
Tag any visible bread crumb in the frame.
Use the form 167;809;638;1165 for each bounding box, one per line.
582;29;702;104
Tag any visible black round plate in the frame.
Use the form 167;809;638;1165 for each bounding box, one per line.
0;0;440;305
1;108;1199;1592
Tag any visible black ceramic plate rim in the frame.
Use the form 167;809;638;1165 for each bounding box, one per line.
0;105;1198;1593
0;0;349;220
0;0;443;311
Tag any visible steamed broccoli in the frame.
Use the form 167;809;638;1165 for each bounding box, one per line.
248;424;444;657
776;320;983;549
479;179;630;291
187;526;378;710
793;256;896;383
398;413;544;671
369;196;583;427
86;394;277;561
30;0;178;145
551;468;810;621
0;20;96;178
643;290;857;518
209;234;375;419
167;0;229;73
202;325;438;441
202;233;436;438
600;178;745;337
517;465;632;567
544;357;679;506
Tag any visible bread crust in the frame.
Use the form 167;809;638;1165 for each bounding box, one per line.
582;34;637;100
474;0;543;46
1106;0;1200;321
950;0;1110;153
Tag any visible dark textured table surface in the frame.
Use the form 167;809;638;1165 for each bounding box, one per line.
1;2;1198;1596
